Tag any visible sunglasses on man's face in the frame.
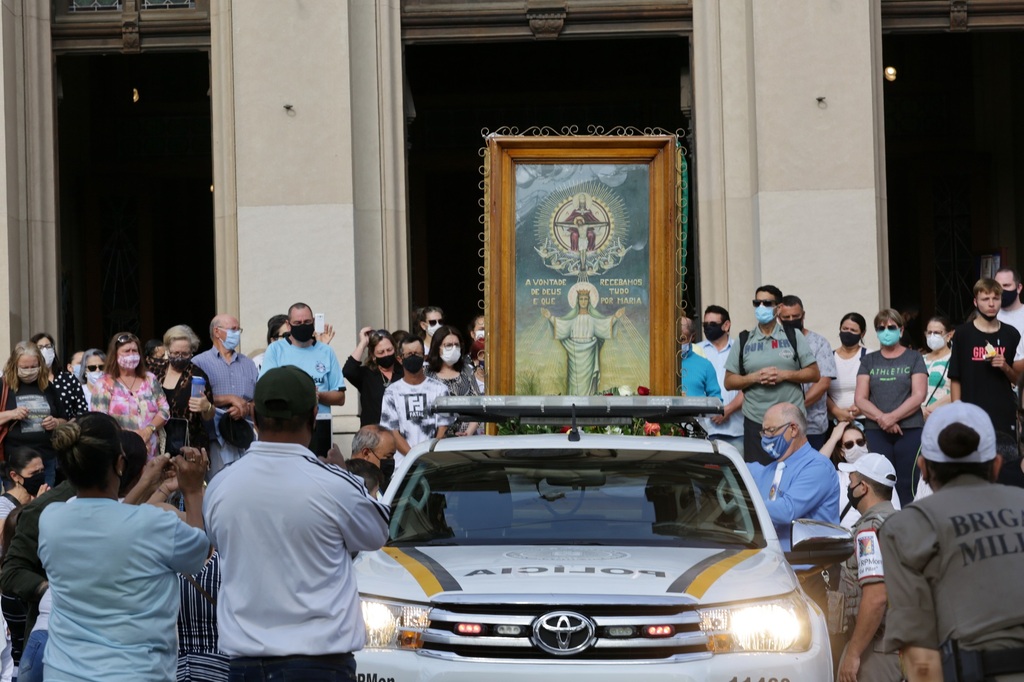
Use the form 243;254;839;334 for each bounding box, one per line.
752;299;776;308
876;324;900;332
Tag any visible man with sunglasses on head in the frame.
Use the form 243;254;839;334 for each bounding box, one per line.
725;285;820;465
949;278;1023;436
260;303;346;459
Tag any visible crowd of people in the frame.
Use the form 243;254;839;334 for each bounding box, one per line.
0;272;1019;680
683;269;1024;681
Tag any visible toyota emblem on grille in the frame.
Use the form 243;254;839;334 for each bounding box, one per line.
532;611;596;655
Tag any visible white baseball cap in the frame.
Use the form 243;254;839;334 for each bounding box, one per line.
839;453;897;487
920;402;996;464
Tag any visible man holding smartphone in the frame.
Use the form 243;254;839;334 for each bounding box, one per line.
260;302;345;458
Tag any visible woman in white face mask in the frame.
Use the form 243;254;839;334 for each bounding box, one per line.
78;349;106;406
29;333;90;420
824;422;902;528
0;341;71;487
921;316;953;421
425;325;479;436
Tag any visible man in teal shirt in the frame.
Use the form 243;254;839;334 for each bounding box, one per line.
679;317;720;399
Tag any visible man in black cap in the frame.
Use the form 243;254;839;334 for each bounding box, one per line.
204;366;390;681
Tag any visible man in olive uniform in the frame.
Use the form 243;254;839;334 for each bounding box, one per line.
835;453;901;682
879;402;1024;682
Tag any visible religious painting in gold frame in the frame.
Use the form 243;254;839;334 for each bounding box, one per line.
483;133;682;397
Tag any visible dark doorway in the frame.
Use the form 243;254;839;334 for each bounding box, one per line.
56;52;214;353
884;32;1024;331
405;37;693;336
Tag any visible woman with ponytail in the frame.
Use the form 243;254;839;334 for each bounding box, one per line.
0;450;47;525
37;413;210;682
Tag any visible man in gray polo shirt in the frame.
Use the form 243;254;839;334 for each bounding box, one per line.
777;294;838;452
725;284;819;465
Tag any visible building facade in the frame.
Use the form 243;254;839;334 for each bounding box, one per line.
2;0;1024;437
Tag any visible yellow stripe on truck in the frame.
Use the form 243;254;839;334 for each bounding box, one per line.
382;547;445;597
685;549;760;598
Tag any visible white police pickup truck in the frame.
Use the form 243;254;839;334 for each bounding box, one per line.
354;396;852;682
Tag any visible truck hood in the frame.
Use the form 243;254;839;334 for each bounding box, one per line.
356;544;797;606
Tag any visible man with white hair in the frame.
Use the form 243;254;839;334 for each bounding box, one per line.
880;402;1024;681
749;402;839;616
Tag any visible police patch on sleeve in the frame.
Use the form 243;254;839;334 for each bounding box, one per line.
856;528;884;582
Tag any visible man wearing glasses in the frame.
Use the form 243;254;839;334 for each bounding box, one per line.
749;402;838;615
725;285;820;465
260;302;346;459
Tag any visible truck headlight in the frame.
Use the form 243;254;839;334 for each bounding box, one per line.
360;598;430;650
698;594;811;653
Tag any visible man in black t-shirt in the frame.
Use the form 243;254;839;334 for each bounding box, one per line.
949;278;1022;434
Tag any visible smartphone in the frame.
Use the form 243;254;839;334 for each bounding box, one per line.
314;313;325;334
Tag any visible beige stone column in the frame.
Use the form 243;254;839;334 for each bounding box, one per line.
211;0;408;441
349;0;410;334
694;0;888;340
0;0;57;349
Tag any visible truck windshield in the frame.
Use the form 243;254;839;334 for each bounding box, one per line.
388;449;765;549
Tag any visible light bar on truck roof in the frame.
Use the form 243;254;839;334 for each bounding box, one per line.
433;395;724;424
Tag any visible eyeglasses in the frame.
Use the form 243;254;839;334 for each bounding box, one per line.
752;299;776;308
442;343;460;351
759;422;792;437
115;334;135;345
369;329;389;339
86;364;103;371
168;352;192;360
842;438;866;450
35;342;53;350
876;324;899;332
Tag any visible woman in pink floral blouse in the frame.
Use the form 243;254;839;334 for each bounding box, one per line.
89;332;170;459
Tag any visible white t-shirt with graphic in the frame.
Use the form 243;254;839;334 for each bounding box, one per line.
380;377;453;467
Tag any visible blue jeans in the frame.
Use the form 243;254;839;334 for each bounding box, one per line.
18;629;47;682
228;654;356;682
865;427;922;504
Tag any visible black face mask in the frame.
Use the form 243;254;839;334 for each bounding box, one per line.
839;331;861;348
1002;289;1019;309
20;471;46;497
376;354;396;369
290;323;315;343
781;318;805;331
847;481;867;510
149;357;168;374
169;356;191;371
978;309;998;323
402;355;425;374
703;323;726;342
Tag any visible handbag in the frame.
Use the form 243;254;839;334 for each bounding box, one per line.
0;380;10;462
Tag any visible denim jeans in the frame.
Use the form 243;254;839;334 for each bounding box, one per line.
18;629;47;682
228;654;356;682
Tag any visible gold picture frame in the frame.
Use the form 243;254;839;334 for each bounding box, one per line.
484;133;682;397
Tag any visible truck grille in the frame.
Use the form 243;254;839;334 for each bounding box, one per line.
420;594;710;662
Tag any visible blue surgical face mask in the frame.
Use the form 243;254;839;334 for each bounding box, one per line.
877;328;901;347
761;431;791;460
680;342;691;357
754;305;776;325
223;329;241;351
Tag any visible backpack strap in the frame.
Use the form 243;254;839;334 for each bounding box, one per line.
782;324;802;370
738;330;750;375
